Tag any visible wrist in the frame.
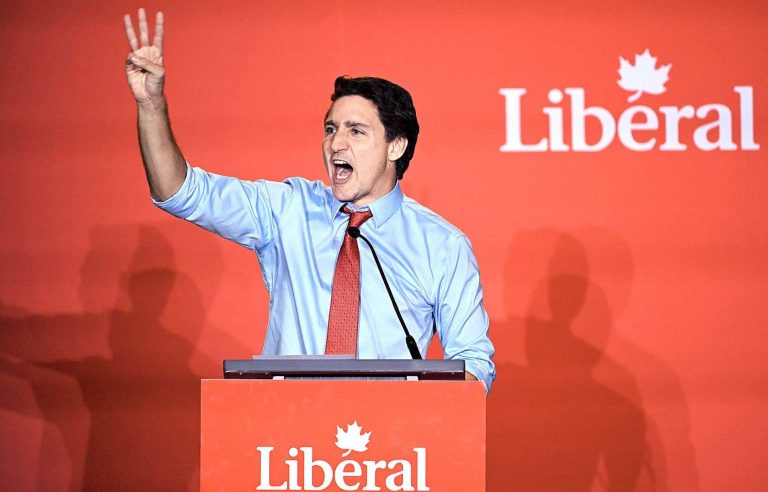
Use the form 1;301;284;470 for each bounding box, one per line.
137;96;168;115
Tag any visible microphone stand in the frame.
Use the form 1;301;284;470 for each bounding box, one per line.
347;226;422;360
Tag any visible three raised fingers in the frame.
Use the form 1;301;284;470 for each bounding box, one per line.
123;8;164;53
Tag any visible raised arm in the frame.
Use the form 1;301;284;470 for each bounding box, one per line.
124;8;186;201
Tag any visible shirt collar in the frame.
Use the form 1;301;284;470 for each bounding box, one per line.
327;181;404;227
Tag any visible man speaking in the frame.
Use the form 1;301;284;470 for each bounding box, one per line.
123;9;495;390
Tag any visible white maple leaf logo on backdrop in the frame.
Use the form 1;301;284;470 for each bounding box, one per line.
335;421;371;457
617;49;671;102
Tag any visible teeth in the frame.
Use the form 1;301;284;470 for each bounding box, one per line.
333;159;348;166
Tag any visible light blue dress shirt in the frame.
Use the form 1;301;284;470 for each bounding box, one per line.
155;165;495;390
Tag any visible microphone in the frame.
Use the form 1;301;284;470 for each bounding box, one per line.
347;226;422;359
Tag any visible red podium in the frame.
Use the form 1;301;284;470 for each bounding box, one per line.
200;378;486;491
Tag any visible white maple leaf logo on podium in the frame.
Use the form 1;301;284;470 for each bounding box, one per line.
617;49;671;102
335;421;371;457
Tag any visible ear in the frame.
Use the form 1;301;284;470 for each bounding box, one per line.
387;136;407;162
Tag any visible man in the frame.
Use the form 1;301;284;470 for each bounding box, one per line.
123;9;495;390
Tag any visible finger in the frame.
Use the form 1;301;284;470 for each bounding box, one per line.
129;55;165;77
123;14;139;51
153;11;164;52
138;8;150;47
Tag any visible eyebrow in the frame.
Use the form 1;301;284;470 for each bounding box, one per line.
324;119;372;129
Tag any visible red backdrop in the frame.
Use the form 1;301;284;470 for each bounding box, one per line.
1;1;766;490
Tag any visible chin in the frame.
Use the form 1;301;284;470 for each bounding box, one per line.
331;187;353;203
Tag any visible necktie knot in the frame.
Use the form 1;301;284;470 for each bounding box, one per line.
342;206;373;229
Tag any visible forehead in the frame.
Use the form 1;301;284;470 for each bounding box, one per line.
325;95;382;126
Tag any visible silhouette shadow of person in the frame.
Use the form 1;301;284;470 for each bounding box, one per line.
43;266;202;490
0;224;226;490
487;231;650;491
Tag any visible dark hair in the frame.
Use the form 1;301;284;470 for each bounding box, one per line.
330;76;419;180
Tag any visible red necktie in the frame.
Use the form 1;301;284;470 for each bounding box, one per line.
325;206;373;355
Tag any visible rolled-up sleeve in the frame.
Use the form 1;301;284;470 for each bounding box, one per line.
435;234;496;393
153;164;294;252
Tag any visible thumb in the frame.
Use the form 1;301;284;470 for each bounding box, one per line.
129;55;165;77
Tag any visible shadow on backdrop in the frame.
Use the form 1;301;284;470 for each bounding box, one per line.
0;224;249;490
487;229;698;491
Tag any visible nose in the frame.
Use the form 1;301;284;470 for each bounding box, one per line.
330;130;348;153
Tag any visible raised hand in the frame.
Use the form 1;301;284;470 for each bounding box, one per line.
124;8;165;104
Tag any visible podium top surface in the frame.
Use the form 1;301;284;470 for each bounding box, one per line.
223;358;465;380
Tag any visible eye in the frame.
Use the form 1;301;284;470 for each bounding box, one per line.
351;127;365;136
324;125;336;136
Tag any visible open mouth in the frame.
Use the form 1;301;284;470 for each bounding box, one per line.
333;159;353;182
